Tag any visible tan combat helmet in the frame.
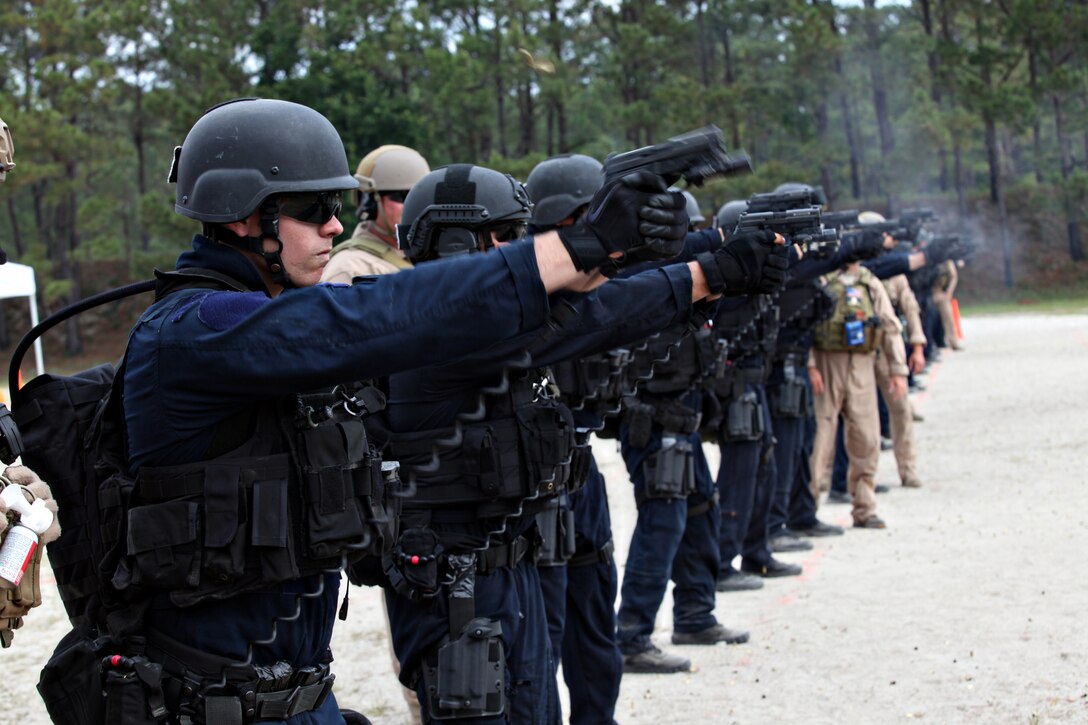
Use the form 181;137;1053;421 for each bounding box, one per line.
353;145;430;211
0;117;14;182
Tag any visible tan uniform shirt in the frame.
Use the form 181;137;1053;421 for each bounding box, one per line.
882;274;926;347
321;223;412;283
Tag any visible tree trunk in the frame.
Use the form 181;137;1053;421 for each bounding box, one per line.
919;0;949;191
517;78;534;157
824;4;861;198
1053;93;1085;260
494;26;507;158
695;0;709;88
721;22;741;150
1028;46;1044;183
815;99;836;204
6;196;24;259
864;0;894;207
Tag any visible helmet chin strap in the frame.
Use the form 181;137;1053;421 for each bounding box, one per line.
234;198;294;289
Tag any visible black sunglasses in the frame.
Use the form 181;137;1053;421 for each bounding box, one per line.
380;190;409;204
491;221;529;243
279;192;343;225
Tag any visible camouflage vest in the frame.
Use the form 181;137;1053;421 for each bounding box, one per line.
815;267;881;353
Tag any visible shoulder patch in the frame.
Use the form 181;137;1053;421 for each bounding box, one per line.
194;290;270;331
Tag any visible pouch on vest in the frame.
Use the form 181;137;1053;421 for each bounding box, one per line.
723;391;764;442
534;499;576;567
623;399;655;449
118;454;298;606
845;319;865;347
298;418;392;561
566;431;592;494
643;434;695;500
770;379;808;419
515;402;575;496
422;617;505;721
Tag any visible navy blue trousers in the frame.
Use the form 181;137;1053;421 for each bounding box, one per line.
386;559;558;724
616;430;720;653
538;457;621;725
717;384;775;570
787;399;820;530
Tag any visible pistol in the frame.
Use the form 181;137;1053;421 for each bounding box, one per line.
603;125;753;187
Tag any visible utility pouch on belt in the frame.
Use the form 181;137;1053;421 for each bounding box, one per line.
38;625;114;725
770;378;808;419
723;391;765;442
102;654;167;725
534;499;576;567
422;617;505;721
624;399;655;449
386;527;444;601
643;434;695;500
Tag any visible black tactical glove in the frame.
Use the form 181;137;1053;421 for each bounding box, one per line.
696;229;788;295
923;236;955;265
557;171;688;275
839;229;886;263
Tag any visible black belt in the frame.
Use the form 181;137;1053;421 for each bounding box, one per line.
476;536;531;573
145;630;334;724
566;539;614;568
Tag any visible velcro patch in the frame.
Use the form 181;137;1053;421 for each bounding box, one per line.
195;291;270;331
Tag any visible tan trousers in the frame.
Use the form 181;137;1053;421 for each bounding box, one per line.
811;350;880;524
874;353;916;482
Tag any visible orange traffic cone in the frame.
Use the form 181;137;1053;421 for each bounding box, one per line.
951;298;964;341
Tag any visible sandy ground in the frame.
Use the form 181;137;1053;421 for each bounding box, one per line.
5;312;1088;724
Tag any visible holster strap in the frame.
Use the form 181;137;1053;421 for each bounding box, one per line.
476;536;530;574
566;539;614;568
687;492;720;519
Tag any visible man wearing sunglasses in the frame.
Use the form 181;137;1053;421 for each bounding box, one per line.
54;96;700;725
322;145;431;283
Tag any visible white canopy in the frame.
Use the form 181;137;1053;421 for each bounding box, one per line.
0;262;45;379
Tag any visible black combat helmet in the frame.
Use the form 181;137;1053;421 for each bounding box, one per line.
715;200;749;234
773;182;828;207
398;164;533;263
170;98;358;223
525;154;603;229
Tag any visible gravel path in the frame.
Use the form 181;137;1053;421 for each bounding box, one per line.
6;312;1087;724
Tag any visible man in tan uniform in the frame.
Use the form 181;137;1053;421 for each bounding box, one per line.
809;243;908;528
321;144;429;282
932;259;963;350
878;274;926;488
0;116;14;183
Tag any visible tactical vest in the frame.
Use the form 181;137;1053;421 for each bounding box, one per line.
773;282;837;360
331;231;412;270
815;268;882;353
100;272;400;613
111;377;396;613
630;330;711;396
377;369;580;523
551;350;632;418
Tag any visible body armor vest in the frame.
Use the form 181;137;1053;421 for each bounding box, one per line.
773;282;837;360
630;330;709;396
552;350;632;418
815;267;882;353
377;369;581;523
112;381;396;609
